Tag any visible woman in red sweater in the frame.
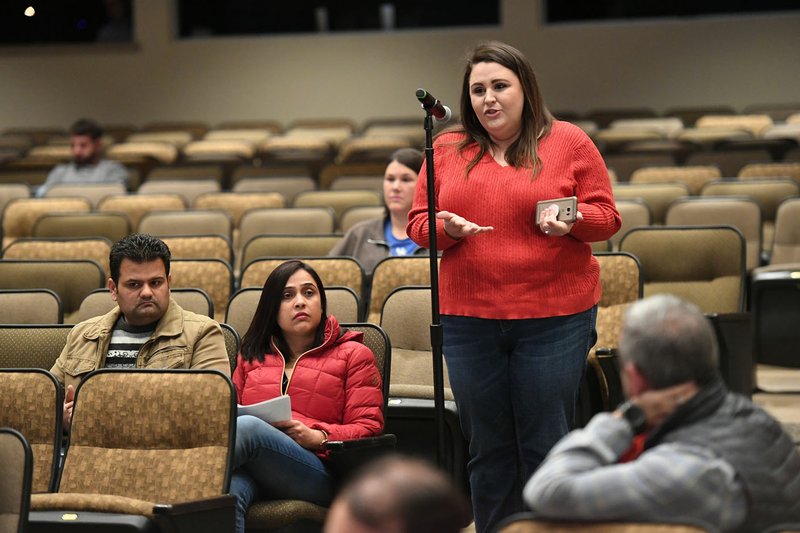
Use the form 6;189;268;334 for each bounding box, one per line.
407;41;621;533
230;260;384;533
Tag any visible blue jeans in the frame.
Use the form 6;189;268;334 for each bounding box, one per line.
230;415;333;533
441;307;597;533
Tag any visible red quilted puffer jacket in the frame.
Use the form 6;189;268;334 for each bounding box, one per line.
233;315;384;451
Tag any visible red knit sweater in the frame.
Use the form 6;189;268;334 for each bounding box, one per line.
407;121;621;319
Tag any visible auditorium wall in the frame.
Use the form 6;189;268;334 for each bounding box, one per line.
0;0;798;128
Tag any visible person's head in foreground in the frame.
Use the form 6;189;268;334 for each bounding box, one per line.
618;293;719;400
325;455;471;533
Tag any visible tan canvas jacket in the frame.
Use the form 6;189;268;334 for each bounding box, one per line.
51;297;230;391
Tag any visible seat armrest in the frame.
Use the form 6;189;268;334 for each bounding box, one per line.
153;495;236;533
324;434;397;482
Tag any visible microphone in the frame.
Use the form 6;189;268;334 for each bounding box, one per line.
416;88;452;123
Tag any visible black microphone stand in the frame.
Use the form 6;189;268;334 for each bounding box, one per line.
420;110;447;467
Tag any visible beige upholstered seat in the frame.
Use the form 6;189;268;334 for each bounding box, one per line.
236;208;337;274
619;226;746;313
106;141;179;165
2;237;113;277
770;198;800;265
147;164;224;182
97;193;186;230
0;183;31;215
29;369;236;531
380;285;453;400
32;212;132;242
141;121;209;140
240;257;365;301
137;179;221;205
497;515;708;533
160;234;233;263
204;129;273;143
0;325;73;371
0;259;106;319
700;178;799;254
336;136;413;164
665;197;763;271
319;162;387;190
0;289;63;324
138;209;233;240
2;197;92;246
368;256;437;324
43;182;127;207
630;165;721;195
612;182;691;225
239;234;343;269
224;286;360;339
232;176;315;204
169;259;233;321
0;369;63;493
602;153;676;183
239;208;335;241
193;191;285;229
340;205;386;233
182;139;257;163
611;199;651;250
293;189;382;230
739;162;800;184
0;427;33;533
330;175;384;193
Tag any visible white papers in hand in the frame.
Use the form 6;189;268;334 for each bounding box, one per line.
238;395;292;423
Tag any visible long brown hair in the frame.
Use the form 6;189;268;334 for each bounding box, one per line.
458;40;553;177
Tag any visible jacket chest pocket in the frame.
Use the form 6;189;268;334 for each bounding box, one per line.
144;346;188;369
61;356;99;378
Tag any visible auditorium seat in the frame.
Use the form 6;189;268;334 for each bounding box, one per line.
98;193;186;230
2;236;113;277
239;257;365;303
32;212;131;243
28;369;236;532
664;197;762;271
700;178;799;255
0;369;62;493
0;289;62;324
137;178;221;205
629;165;721;195
770;198;800;265
619;226;746;314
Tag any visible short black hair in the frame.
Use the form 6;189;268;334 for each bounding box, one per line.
70;118;104;140
109;234;171;284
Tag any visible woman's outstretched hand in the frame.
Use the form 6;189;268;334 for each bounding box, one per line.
437;210;494;240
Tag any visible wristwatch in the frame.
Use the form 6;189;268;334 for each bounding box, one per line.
616;401;647;434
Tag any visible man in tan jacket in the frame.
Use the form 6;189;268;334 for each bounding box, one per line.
51;233;230;429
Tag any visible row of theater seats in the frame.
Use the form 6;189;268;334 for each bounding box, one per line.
2;239;797;489
2;108;799;161
0;320;391;533
1;108;799;186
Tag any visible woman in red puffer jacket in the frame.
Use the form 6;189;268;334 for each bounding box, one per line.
230;260;384;533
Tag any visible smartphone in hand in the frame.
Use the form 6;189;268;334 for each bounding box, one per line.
536;196;578;223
